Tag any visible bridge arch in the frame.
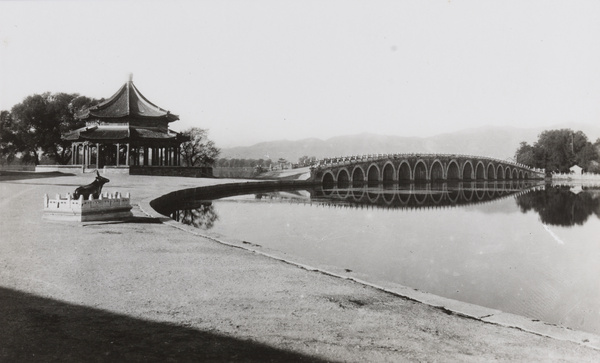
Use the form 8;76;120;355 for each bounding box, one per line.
414;191;427;204
486;182;496;198
382;162;395;183
367;188;380;203
447;185;460;203
352;187;365;201
312;154;543;184
367;164;380;183
398;161;412;181
446;160;460;180
322;171;335;187
337;169;350;188
487;163;496;180
496;165;505;179
462;186;474;202
398;189;411;205
414;159;428;181
382;189;396;204
475;161;486;180
336;187;350;199
430;189;444;204
351;166;365;186
462;161;474;180
475;188;486;200
430;159;444;181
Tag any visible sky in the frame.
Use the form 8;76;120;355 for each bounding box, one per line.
1;0;599;148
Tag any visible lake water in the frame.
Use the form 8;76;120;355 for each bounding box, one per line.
157;181;600;335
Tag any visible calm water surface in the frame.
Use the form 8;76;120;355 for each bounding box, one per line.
159;181;600;335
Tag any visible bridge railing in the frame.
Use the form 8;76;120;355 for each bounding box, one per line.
311;153;543;173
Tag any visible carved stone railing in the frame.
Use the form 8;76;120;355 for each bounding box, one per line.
43;191;133;222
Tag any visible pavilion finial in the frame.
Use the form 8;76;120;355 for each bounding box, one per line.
128;73;133;83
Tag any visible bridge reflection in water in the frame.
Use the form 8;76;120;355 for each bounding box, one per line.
314;180;541;210
167;180;547;228
165;181;600;230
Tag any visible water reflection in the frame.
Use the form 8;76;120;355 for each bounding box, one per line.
314;180;539;210
516;184;600;227
163;180;544;229
170;202;219;229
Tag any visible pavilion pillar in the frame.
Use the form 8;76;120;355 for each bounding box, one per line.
143;147;148;166
82;145;87;172
116;143;120;167
96;143;100;170
126;144;130;166
86;144;91;167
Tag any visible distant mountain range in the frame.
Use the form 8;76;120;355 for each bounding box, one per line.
220;123;600;162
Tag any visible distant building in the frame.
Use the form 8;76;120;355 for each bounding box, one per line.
569;165;583;175
62;74;189;171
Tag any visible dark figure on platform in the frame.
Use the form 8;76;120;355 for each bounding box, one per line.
73;170;110;200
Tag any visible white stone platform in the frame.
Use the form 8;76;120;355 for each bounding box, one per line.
43;191;133;222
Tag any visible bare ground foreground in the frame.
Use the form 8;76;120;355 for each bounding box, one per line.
1;171;599;362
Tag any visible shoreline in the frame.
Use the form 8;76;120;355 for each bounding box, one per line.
141;186;600;350
1;172;600;361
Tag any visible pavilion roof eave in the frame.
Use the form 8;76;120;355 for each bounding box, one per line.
62;125;187;143
75;80;180;122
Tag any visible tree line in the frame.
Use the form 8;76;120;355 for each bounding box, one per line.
1;92;219;167
214;156;317;169
514;129;600;174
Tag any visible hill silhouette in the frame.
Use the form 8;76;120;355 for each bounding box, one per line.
221;123;600;162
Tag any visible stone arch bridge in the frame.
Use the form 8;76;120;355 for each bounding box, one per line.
310;153;545;185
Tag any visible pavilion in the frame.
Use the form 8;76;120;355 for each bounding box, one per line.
63;75;189;172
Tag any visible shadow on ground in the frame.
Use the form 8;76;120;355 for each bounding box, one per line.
0;287;325;362
0;171;75;182
81;216;163;226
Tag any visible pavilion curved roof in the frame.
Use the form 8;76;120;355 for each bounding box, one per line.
76;80;179;122
62;125;188;143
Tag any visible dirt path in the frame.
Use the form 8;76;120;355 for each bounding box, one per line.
1;172;599;362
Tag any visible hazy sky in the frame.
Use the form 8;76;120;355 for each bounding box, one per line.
1;1;599;147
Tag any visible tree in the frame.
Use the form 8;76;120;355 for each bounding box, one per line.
298;155;317;166
514;129;599;173
0;110;20;163
1;93;100;165
514;142;535;166
180;128;220;167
